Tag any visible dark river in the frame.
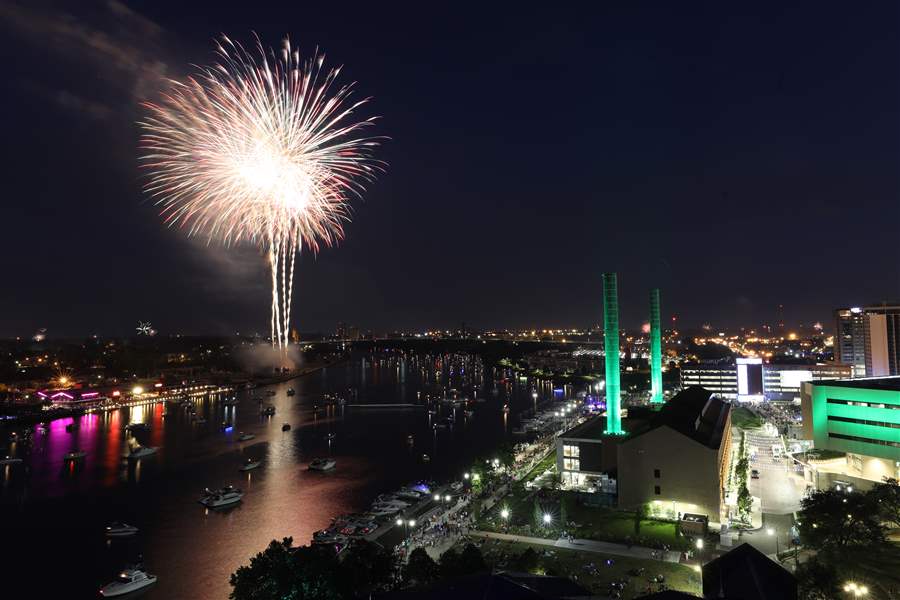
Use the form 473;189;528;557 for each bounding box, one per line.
0;350;569;598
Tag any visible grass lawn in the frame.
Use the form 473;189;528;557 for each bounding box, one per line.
522;450;557;482
731;406;763;429
479;488;689;551
470;538;700;599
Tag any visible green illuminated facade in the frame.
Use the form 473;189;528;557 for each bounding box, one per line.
804;380;900;461
603;273;623;434
650;288;663;404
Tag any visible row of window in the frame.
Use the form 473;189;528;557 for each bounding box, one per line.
563;458;579;471
828;415;900;429
827;398;900;410
563;444;580;458
828;432;900;448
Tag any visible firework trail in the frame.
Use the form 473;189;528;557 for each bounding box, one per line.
139;34;382;352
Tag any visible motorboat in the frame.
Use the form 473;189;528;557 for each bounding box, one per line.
261;406;276;416
326;432;336;440
222;397;238;406
396;489;424;501
199;485;243;508
308;458;336;471
64;449;87;462
282;423;291;431
0;456;23;466
125;446;157;460
125;423;150;432
369;505;401;518
237;433;255;442
105;522;139;538
421;454;431;463
99;568;157;597
407;434;414;444
239;459;261;472
286;388;296;396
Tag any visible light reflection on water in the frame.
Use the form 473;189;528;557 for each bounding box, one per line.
0;351;573;598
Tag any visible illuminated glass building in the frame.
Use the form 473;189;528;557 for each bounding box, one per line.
680;361;851;402
800;377;900;485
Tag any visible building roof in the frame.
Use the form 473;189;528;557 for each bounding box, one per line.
626;386;730;449
810;375;900;391
559;415;607;440
701;543;797;600
377;571;592;599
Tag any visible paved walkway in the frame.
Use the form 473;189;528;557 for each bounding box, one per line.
470;530;682;563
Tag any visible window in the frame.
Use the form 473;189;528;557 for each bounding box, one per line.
653;469;661;479
654;486;661;495
563;445;580;458
563;458;580;471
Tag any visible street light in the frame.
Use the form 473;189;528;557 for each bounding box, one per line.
444;494;451;502
696;538;704;550
844;582;869;597
543;513;552;525
463;472;470;480
767;527;779;555
501;508;510;520
433;494;441;501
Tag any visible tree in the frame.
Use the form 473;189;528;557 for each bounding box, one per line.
795;556;840;600
403;548;439;586
459;543;487;573
229;538;341;600
512;547;539;573
870;478;900;530
338;540;395;596
633;503;648;536
438;548;462;579
798;489;886;557
737;484;753;519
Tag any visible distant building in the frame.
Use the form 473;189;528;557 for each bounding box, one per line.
680;361;851;402
834;307;867;376
800;376;900;487
702;543;797;600
834;303;900;377
617;387;732;526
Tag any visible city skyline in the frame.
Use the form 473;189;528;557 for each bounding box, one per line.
1;2;898;337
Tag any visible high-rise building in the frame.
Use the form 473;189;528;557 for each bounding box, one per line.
834;304;900;377
834;307;867;376
602;273;623;434
863;303;900;377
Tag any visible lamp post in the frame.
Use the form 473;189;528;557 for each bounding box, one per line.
501;507;510;531
843;582;869;597
766;527;779;557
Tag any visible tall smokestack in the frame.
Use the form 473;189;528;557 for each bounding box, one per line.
650;288;663;404
603;273;623;434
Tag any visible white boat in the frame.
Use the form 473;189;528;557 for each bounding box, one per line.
237;433;255;442
125;446;157;460
222;398;238;406
199;485;244;508
239;459;261;472
0;456;23;465
261;406;276;416
99;568;157;597
105;522;139;538
369;506;401;517
64;450;87;461
308;458;336;471
286;388;296;396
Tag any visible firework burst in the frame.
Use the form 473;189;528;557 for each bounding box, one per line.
139;34;382;351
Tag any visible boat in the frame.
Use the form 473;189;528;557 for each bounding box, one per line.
105;522;139;538
222;397;238;406
239;459;261;472
125;423;150;432
193;417;207;425
0;456;23;466
421;454;430;463
64;449;87;462
286;388;296;396
407;434;414;444
65;424;75;433
265;390;277;397
99;568;157;597
464;410;475;417
199;485;244;508
308;458;336;471
237;433;255;442
326;432;336;440
125;446;157;460
261;406;276;416
282;423;291;431
396;489;424;501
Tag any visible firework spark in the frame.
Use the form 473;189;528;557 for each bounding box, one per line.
139;34;382;351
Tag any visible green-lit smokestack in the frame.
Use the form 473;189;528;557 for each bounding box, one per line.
650;288;663;404
603;273;623;434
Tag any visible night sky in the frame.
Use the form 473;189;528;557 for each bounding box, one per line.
1;1;898;338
